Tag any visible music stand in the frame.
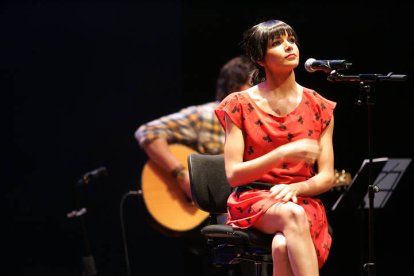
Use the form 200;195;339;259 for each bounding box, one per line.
331;157;411;212
362;158;411;209
325;66;407;276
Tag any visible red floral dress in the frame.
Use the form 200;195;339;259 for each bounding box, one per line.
215;87;336;268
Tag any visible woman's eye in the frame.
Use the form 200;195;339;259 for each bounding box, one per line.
272;40;281;46
288;37;296;43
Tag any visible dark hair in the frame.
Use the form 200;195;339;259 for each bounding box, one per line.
215;56;255;101
241;19;299;85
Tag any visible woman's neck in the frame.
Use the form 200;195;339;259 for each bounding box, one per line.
261;70;298;97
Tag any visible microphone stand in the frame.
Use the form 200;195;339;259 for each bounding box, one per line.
67;168;108;276
327;71;407;276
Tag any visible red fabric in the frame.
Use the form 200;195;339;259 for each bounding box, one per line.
215;87;336;268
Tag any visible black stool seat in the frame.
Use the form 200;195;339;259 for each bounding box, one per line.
201;224;273;249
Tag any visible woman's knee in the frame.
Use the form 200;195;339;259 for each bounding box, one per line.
282;203;309;230
272;232;288;255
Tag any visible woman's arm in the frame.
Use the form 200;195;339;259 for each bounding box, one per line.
223;113;335;199
293;116;336;197
223;113;322;187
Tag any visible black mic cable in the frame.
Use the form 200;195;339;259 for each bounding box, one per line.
119;190;141;276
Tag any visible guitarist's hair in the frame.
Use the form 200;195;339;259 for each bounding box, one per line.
215;56;255;102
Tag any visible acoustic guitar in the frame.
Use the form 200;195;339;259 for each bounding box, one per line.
333;169;353;191
140;144;209;233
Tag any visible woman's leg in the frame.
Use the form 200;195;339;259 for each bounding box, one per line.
272;232;293;276
254;202;319;276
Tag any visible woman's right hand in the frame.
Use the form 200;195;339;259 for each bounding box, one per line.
279;138;320;164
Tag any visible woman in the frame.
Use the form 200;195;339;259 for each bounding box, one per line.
215;19;336;276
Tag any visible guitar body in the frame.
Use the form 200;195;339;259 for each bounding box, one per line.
141;144;209;233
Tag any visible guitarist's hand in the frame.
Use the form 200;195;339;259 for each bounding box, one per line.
176;170;193;202
140;144;209;232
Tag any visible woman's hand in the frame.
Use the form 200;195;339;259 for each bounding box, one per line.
279;138;320;164
269;184;299;203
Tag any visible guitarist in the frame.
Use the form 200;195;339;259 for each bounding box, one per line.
135;56;255;201
134;56;255;276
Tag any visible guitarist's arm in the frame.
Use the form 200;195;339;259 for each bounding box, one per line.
134;106;203;200
141;137;192;199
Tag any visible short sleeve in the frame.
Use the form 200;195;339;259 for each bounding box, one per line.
312;90;336;133
135;105;201;147
215;93;244;131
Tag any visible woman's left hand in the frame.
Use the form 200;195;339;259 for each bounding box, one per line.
269;184;299;203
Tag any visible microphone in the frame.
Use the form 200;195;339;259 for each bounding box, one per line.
304;58;352;73
77;167;108;185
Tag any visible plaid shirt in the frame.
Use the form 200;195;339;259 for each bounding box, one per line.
135;102;224;154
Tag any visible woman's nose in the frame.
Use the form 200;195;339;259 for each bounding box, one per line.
284;42;293;51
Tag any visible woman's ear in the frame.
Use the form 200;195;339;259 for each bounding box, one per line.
256;59;265;67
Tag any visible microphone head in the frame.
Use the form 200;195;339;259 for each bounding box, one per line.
304;58;316;73
92;167;108;177
78;167;109;185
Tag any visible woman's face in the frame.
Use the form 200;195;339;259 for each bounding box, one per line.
261;32;299;72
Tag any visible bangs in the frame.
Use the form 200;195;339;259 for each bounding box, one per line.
267;23;298;43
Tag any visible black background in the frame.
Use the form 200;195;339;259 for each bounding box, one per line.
3;0;413;275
